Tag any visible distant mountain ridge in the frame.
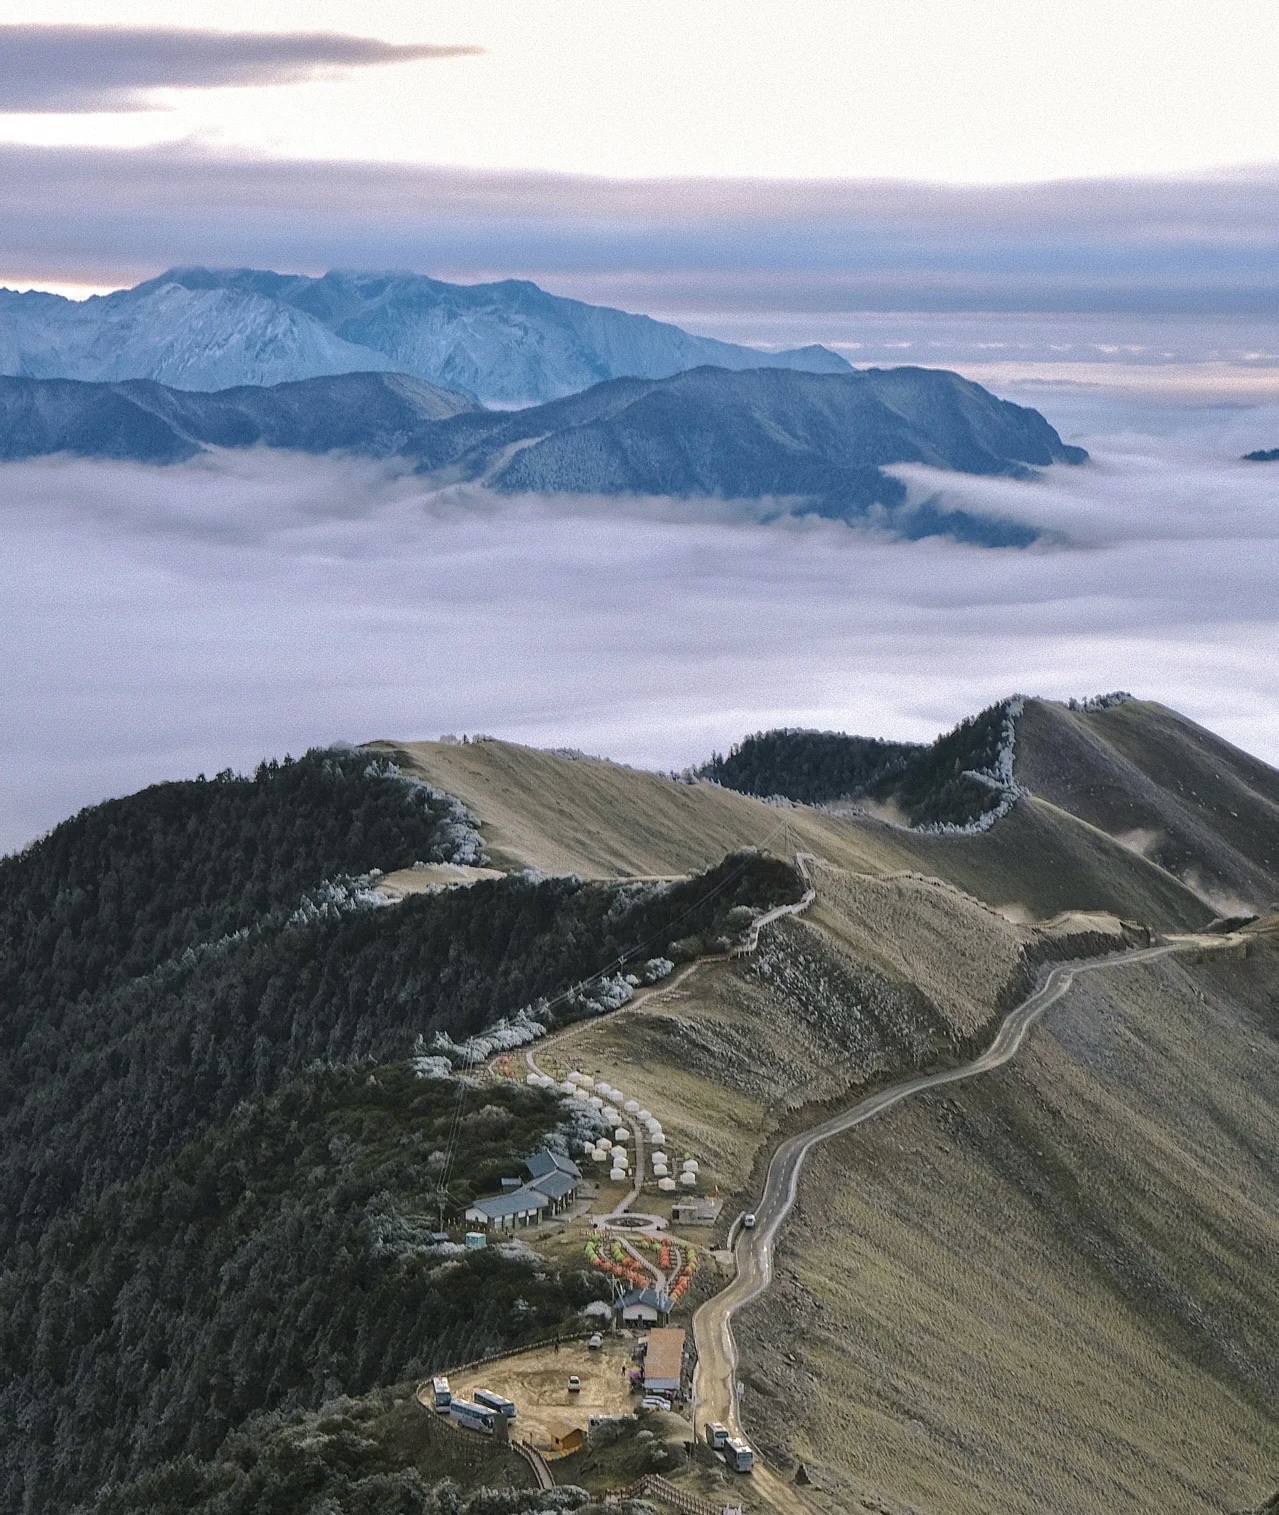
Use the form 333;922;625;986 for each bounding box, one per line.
0;266;852;405
0;364;1087;543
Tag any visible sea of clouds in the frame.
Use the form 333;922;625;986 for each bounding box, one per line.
3;385;1277;853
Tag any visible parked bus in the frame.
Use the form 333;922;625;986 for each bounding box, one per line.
448;1400;496;1435
473;1388;517;1421
725;1438;755;1472
430;1375;452;1410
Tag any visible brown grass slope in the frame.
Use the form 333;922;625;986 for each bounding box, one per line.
1017;698;1279;915
731;933;1279;1515
866;794;1214;932
525;859;1134;1229
383;735;1215;931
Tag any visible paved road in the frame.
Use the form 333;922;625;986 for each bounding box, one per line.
690;939;1198;1468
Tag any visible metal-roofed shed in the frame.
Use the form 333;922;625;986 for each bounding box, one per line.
642;1327;686;1395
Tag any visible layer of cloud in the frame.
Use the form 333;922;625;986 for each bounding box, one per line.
0;27;480;114
3;390;1278;855
2;145;1279;315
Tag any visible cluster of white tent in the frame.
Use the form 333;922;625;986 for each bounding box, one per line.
525;1067;704;1191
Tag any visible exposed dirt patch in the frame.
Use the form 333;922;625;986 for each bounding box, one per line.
445;1334;665;1453
377;862;505;894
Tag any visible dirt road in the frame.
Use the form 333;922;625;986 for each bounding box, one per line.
690;938;1210;1506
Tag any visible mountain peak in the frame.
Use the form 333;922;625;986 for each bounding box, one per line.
1;265;853;405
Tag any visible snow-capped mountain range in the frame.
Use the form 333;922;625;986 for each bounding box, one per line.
0;267;851;406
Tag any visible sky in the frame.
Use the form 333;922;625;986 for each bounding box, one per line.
0;3;1277;321
3;2;1279;181
2;4;1279;846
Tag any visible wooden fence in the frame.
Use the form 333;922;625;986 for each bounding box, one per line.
606;1472;743;1515
511;1439;555;1490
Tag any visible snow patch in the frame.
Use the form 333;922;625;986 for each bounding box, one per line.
919;696;1026;836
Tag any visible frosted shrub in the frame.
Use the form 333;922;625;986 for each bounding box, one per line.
432;1006;548;1065
287;873;392;926
565;972;634;1016
411;1055;454;1081
1068;690;1135;712
554;1099;612;1151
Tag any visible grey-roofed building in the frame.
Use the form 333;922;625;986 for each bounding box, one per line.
528;1169;578;1211
525;1149;581;1183
671;1197;722;1226
464;1186;550;1230
617;1286;671;1325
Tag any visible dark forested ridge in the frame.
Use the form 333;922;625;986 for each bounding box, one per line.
882;701;1017;828
698;700;1019;828
0;747;478;1014
0;1067;604;1513
0;751;800;1512
699;728;921;805
1;832;798;1260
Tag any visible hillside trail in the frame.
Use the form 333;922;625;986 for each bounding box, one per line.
690;927;1252;1515
522;852;816;1228
522;850;816;1067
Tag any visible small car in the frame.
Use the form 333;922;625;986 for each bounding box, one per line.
743;1213;757;1229
567;1375;581;1393
587;1333;603;1349
640;1395;672;1412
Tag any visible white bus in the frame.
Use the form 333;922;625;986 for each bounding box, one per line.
430;1375;451;1410
473;1388;517;1421
725;1438;755;1472
448;1399;496;1435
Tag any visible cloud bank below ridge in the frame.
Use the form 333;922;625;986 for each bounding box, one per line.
3;390;1278;853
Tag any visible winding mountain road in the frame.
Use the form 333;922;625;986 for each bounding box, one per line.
690;936;1221;1505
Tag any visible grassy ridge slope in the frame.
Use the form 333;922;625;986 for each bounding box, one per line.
392;737;1214;930
732;934;1279;1515
1017;698;1279;912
